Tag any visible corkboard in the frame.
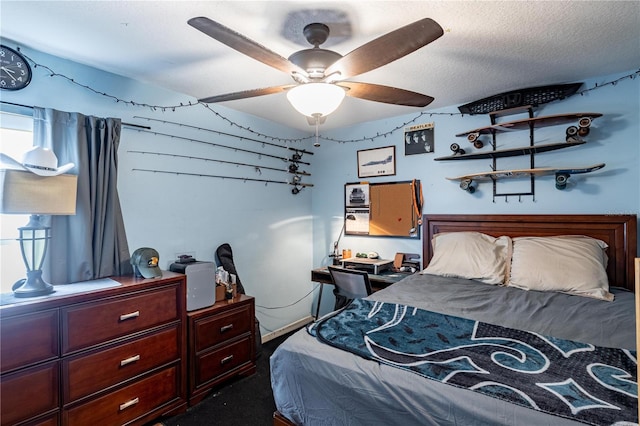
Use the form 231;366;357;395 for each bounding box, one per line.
369;181;417;237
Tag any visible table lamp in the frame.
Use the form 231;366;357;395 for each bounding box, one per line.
331;214;356;265
1;168;77;297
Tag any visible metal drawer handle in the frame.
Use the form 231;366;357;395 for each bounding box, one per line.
220;324;234;333
120;354;141;366
221;355;234;365
119;311;140;321
119;397;139;411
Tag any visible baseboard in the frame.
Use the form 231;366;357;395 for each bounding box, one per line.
261;315;314;343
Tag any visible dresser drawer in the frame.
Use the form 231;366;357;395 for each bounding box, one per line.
63;325;180;402
194;304;252;352
22;413;59;426
1;361;59;426
63;364;179;426
1;310;58;372
62;284;179;354
195;335;252;387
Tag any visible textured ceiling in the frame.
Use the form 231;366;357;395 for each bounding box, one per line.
1;1;639;131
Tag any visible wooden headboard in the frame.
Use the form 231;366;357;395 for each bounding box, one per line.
422;214;637;291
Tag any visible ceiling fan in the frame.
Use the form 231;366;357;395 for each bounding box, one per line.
188;16;444;122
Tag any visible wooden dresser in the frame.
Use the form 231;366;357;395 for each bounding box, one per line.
0;271;187;426
187;295;256;406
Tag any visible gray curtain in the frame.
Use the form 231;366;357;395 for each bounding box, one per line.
33;107;132;284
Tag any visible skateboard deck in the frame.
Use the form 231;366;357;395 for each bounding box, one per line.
447;163;605;192
435;140;585;161
455;112;602;138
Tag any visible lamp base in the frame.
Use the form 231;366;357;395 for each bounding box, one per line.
12;271;55;298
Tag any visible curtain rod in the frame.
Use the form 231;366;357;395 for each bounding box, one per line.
0;101;150;129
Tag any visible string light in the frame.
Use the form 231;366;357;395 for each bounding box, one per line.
321;68;640;144
199;103;308;144
18;49;638;146
321;110;453;144
22;50;310;144
576;69;639;95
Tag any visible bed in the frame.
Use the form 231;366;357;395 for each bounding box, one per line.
271;214;638;426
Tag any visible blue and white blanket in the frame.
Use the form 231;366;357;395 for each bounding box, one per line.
309;299;637;426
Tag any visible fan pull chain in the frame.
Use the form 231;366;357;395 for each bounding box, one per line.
314;117;321;147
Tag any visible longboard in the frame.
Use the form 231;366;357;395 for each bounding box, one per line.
447;163;605;192
456;112;602;142
435;140;585;161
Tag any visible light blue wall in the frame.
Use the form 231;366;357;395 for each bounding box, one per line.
1;41;638;328
0;43;316;337
311;71;640;315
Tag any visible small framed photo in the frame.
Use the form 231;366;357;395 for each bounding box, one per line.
404;122;434;155
345;182;369;207
357;146;396;178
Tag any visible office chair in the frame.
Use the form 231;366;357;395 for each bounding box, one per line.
328;266;373;310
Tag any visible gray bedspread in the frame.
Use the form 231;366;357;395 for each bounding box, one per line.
270;274;636;426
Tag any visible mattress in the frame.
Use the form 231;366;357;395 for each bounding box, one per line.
270;274;636;426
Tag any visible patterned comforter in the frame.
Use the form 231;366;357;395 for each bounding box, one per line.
309;299;637;426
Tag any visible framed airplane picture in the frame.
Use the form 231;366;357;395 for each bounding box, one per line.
357;146;396;178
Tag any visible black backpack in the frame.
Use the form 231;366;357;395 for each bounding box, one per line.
215;243;262;357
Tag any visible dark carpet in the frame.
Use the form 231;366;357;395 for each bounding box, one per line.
161;330;297;426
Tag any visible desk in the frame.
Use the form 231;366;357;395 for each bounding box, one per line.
310;267;410;319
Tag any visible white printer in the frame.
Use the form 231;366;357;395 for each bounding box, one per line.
169;261;216;311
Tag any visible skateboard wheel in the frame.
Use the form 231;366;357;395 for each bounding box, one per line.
566;126;578;137
578;126;590;137
467;185;476;194
450;143;460;152
473;140;484;149
555;173;569;190
578;117;592;128
467;133;479;142
460;179;474;192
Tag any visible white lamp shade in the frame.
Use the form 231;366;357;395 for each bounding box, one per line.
0;169;78;215
286;83;346;117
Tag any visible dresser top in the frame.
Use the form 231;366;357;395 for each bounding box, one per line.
0;271;185;316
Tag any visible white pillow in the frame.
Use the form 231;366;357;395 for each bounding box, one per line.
421;232;512;285
508;235;612;301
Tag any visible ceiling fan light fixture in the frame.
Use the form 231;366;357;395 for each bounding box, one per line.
286;83;346;118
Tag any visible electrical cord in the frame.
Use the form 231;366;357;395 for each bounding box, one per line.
255;284;320;310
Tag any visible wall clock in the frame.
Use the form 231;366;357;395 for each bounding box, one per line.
0;45;32;90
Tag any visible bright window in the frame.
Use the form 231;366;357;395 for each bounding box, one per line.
1;112;34;294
